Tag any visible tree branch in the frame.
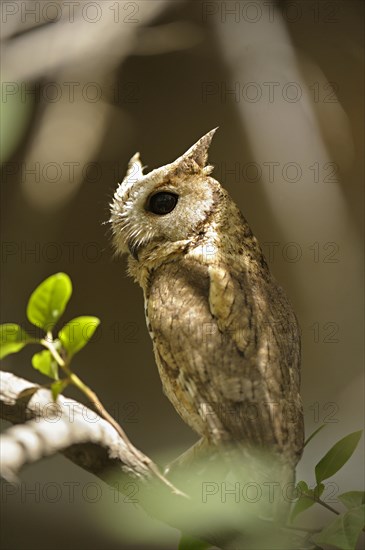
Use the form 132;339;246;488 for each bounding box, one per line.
0;370;250;549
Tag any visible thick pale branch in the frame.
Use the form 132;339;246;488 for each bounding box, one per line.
0;370;154;483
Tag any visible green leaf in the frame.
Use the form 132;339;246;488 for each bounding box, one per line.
312;505;365;550
178;533;211;550
315;431;363;485
291;481;324;522
0;323;33;359
58;316;100;357
32;350;58;380
26;273;72;332
338;492;365;510
304;424;327;447
51;380;68;401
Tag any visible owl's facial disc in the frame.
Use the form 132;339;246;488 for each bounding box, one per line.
111;129;219;261
121;176;214;261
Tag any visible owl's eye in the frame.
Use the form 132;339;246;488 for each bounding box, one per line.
147;192;178;215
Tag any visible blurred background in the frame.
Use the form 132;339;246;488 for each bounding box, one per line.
1;1;364;548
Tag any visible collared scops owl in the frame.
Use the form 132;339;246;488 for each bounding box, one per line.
110;129;304;475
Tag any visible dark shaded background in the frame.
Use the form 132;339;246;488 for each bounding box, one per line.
1;1;364;548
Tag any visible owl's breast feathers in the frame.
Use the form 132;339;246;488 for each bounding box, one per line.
144;251;304;466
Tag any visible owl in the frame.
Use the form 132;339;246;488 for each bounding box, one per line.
110;129;304;481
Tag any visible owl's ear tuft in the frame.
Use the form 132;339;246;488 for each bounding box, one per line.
183;127;218;169
172;128;218;175
114;152;144;199
126;152;143;181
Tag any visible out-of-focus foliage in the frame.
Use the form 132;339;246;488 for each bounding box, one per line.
0;78;34;163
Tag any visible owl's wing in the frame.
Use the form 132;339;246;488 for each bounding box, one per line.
147;257;303;463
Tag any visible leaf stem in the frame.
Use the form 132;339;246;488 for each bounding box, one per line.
41;339;65;367
315;497;340;515
302;491;340;516
304;424;326;447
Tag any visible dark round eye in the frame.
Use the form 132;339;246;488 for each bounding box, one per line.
147;192;178;215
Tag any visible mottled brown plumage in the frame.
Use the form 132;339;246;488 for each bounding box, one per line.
110;130;304;478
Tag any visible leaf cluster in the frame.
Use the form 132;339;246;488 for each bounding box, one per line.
0;273;99;399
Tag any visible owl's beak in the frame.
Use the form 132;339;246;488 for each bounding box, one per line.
128;240;140;261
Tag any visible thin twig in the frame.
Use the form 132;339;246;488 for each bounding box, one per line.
41;337;187;498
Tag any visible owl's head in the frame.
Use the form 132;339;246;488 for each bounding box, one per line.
110;128;221;260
